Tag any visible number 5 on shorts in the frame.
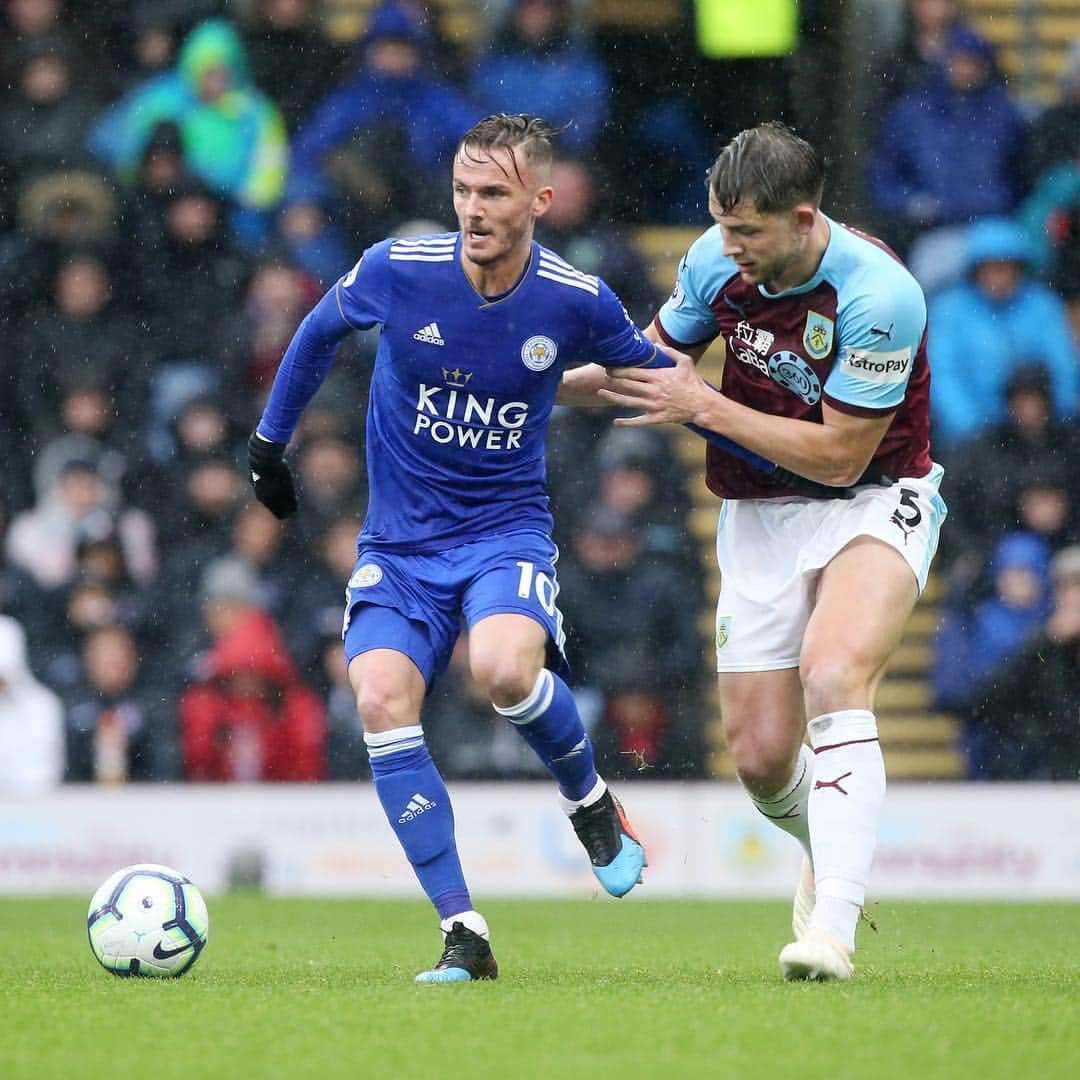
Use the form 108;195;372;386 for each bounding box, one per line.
890;486;922;535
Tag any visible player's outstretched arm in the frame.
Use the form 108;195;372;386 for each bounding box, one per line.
556;362;613;406
558;317;713;407
600;350;894;487
249;287;355;517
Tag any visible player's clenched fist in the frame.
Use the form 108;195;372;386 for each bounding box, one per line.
247;431;297;519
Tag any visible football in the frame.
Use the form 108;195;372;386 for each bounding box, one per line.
87;863;209;977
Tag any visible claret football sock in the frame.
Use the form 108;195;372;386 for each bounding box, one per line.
805;710;886;953
495;668;598;802
745;742;814;859
365;725;472;920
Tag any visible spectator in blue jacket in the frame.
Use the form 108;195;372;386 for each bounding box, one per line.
286;1;475;243
933;531;1053;716
965;544;1080;779
927;217;1079;448
470;0;610;158
866;26;1027;278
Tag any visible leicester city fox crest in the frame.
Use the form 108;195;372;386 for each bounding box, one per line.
803;311;834;360
349;564;383;588
521;335;557;372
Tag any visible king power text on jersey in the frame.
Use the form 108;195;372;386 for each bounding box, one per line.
413;384;529;450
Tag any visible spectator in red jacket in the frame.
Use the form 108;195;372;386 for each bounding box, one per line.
180;555;326;781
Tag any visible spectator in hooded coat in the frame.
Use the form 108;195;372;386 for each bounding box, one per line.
88;18;288;223
179;556;326;781
927;217;1079;448
932;531;1054;716
1016;140;1080;302
866;26;1027;267
965;545;1080;779
470;0;609;157
286;2;475;244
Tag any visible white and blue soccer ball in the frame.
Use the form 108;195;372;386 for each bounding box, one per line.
87;863;209;977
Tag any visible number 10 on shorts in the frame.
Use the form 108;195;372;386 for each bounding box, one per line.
516;561;558;615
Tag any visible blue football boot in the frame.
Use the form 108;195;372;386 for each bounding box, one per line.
569;789;647;898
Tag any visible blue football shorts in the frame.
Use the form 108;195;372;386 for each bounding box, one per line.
342;529;568;689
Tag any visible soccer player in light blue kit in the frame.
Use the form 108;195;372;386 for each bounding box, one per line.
571;123;946;981
247;115;657;983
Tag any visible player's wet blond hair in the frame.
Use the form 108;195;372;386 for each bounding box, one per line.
457;114;561;184
708;121;825;215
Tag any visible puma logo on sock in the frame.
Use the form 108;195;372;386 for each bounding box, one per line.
814;771;853;795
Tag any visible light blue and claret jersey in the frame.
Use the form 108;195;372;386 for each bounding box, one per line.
258;233;659;552
655;214;934;500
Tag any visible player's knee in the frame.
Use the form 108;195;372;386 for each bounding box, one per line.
471;655;540;711
723;712;800;794
730;741;795;796
800;654;868;716
354;685;415;733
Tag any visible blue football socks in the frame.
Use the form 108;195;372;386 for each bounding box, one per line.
495;669;599;802
365;725;471;920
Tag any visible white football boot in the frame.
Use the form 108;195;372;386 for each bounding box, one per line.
778;928;854;982
791;855;815;940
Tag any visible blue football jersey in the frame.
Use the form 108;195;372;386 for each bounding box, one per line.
260;233;658;552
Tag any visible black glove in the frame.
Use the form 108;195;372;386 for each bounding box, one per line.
247;431;298;519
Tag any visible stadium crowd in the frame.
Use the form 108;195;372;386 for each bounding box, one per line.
0;0;1078;789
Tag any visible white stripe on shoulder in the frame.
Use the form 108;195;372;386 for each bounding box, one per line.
538;248;576;272
391;236;457;248
536;268;599;295
389;252;456;262
538;253;595;282
538;260;598;291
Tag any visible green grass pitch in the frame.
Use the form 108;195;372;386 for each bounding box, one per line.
2;897;1077;1079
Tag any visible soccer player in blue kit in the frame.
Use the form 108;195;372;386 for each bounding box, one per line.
247;115;666;983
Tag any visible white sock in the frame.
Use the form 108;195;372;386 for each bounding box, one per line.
557;774;607;816
806;709;886;953
744;743;814;861
440;909;489;941
809;896;861;952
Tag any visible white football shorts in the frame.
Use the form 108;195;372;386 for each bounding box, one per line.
713;464;947;672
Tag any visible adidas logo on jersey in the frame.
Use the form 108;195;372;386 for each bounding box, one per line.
413;322;445;346
398;792;436;823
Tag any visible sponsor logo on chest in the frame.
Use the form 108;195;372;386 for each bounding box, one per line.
838;347;912;384
412;380;529;451
727;319;823;404
768;351;821;405
728;320;775;374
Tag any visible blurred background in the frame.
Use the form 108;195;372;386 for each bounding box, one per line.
1;0;1078;895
